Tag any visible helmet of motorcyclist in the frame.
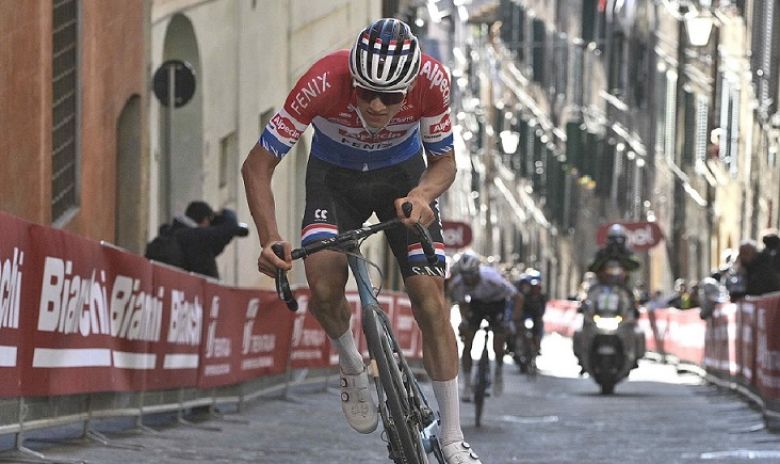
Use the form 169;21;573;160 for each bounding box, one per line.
349;18;421;92
606;223;628;248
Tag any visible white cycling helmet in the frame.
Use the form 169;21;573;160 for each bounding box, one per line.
349;18;421;92
457;252;481;276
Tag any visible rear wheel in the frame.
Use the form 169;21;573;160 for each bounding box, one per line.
364;306;425;464
474;346;490;428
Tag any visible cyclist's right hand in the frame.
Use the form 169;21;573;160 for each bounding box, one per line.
258;240;292;277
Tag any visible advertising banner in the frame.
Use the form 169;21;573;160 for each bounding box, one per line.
756;294;780;400
235;290;295;381
146;263;204;390
703;303;736;376
23;225;116;396
197;284;246;388
100;244;155;392
664;308;705;365
735;301;756;385
289;289;331;369
0;212;31;397
393;296;420;358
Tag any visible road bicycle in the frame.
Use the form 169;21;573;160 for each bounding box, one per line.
472;322;491;428
273;203;445;464
511;318;538;377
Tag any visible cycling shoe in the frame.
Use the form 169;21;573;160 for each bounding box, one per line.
339;367;378;434
441;441;482;464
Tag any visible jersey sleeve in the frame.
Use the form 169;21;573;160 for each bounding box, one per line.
482;267;518;300
259;56;338;159
418;59;454;157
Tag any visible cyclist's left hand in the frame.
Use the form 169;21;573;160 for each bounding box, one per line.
394;194;434;227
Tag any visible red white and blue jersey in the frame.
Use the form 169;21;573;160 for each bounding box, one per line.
259;50;453;171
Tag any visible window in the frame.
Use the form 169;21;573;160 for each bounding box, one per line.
52;0;80;223
608;31;626;97
718;78;740;176
694;95;709;162
581;0;598;43
531;18;546;84
681;89;696;166
663;71;678;161
553;33;569;98
654;64;668;155
219;131;236;189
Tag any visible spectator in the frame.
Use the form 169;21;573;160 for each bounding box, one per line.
668;278;696;309
146;200;249;279
697;276;728;320
728;240;780;300
761;229;780;274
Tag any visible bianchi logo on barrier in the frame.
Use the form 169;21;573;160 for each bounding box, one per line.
0;246;23;368
34;255;205;370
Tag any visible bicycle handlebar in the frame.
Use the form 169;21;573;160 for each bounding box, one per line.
273;201;438;311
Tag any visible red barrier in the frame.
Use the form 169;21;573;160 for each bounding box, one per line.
703;303;737;377
756;294;780;399
288;289;331;370
0;212;30;397
25;224;121;396
0;211;425;399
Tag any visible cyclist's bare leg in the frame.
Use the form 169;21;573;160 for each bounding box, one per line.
404;275;458;379
492;332;506;368
460;329;475;373
306;250;378;433
305;250;363;372
304;250;351;338
405;275;466;447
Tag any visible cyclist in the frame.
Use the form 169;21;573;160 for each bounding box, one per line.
513;270;546;356
242;18;481;463
446;253;521;401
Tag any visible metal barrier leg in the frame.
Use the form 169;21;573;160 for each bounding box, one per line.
78;395;145;450
0;399;87;464
175;389;221;432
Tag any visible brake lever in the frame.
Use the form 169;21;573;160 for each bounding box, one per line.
272;244;298;311
401;202;438;266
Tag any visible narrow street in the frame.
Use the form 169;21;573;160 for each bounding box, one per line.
30;333;779;464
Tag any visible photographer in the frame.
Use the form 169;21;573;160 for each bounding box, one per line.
147;200;249;279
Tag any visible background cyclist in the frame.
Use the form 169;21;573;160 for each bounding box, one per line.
513;269;546;356
446;252;522;401
242;18;481;464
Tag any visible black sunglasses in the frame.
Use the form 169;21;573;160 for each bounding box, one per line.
354;86;406;105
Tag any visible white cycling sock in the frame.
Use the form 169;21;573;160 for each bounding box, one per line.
432;378;464;447
331;330;364;374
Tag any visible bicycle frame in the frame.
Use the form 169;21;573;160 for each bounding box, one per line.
272;202;444;463
349;253;441;462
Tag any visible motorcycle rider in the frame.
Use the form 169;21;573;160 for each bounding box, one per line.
446;252;522;401
588;224;640;283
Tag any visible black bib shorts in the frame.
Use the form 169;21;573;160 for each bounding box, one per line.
301;154;446;279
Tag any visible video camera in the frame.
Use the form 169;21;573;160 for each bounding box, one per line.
212;208;250;237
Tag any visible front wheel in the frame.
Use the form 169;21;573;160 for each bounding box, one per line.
364;306;426;464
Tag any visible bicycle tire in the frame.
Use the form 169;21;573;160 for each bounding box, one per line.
473;344;490;428
364;304;425;464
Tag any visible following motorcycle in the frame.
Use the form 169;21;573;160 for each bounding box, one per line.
573;263;645;394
